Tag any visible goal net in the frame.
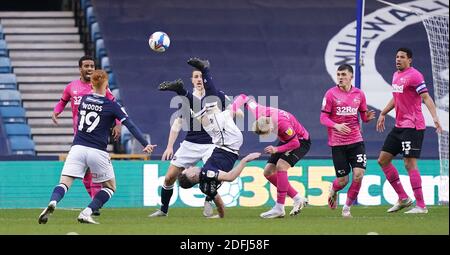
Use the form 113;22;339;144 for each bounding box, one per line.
420;13;449;205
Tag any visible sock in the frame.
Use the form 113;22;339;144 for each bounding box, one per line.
266;174;298;198
332;178;345;192
82;171;93;197
345;180;362;207
275;203;284;211
276;171;289;204
409;169;426;208
160;184;174;214
382;163;408;200
50;184;68;203
87;187;114;213
90;182;102;199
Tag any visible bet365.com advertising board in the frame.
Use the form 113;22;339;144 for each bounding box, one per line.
0;160;443;208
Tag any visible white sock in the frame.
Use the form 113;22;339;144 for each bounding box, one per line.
293;194;302;202
343;204;351;211
275;203;284;211
82;207;93;216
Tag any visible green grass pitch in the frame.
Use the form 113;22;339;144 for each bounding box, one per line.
0;206;448;235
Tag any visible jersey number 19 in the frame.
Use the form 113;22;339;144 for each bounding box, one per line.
78;110;100;133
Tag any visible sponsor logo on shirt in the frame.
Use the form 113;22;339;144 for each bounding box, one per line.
73;96;82;105
285;128;294;136
392;84;404;93
336;106;357;116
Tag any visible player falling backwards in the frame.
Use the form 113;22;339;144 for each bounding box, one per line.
149;57;228;217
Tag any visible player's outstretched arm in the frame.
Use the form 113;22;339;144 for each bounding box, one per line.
213;195;225;218
421;92;442;133
218;152;261;182
376;98;395;132
162;117;182;160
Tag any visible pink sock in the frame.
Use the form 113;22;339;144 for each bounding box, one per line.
90;182;102;198
82;171;92;197
83;171;102;198
332;178;345;192
266;174;298;198
408;169;425;208
382;163;408;200
345;180;362;207
276;171;289;204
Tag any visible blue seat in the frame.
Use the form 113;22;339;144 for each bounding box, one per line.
108;72;118;90
0;40;8;57
0;24;4;39
85;6;97;27
90;22;102;43
80;0;92;12
0;73;17;89
4;123;31;137
0;57;12;73
0;106;26;123
0;89;21;106
101;56;111;72
8;136;35;155
95;39;107;61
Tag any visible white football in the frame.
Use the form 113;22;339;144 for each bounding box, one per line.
148;31;170;53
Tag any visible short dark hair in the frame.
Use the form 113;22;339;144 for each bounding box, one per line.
78;55;95;67
178;173;195;189
337;64;353;74
397;47;413;58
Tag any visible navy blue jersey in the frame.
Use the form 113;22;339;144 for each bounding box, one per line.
199;147;238;198
73;94;127;151
73;94;149;152
184;90;226;144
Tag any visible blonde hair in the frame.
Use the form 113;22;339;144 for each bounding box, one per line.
252;116;272;135
91;70;108;89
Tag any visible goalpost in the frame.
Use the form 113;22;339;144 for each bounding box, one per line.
363;0;449;204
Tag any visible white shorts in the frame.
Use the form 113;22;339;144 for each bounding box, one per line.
170;141;214;169
61;145;114;183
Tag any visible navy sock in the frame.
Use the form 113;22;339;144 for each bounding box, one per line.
88;188;114;211
50;184;68;203
160;185;173;213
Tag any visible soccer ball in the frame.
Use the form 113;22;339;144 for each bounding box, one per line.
218;178;243;207
148;31;170;53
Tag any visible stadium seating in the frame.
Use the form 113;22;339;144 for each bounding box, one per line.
95;39;107;61
0;73;17;90
101;56;111;72
85;6;97;28
4;123;31;137
0;57;12;73
0;89;21;106
0;106;26;123
8;136;35;155
0;40;8;57
90;22;101;43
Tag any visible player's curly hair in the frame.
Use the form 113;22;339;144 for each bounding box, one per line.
91;70;108;89
178;173;195;189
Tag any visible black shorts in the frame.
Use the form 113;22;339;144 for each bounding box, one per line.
381;127;424;158
268;139;311;167
331;141;366;177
